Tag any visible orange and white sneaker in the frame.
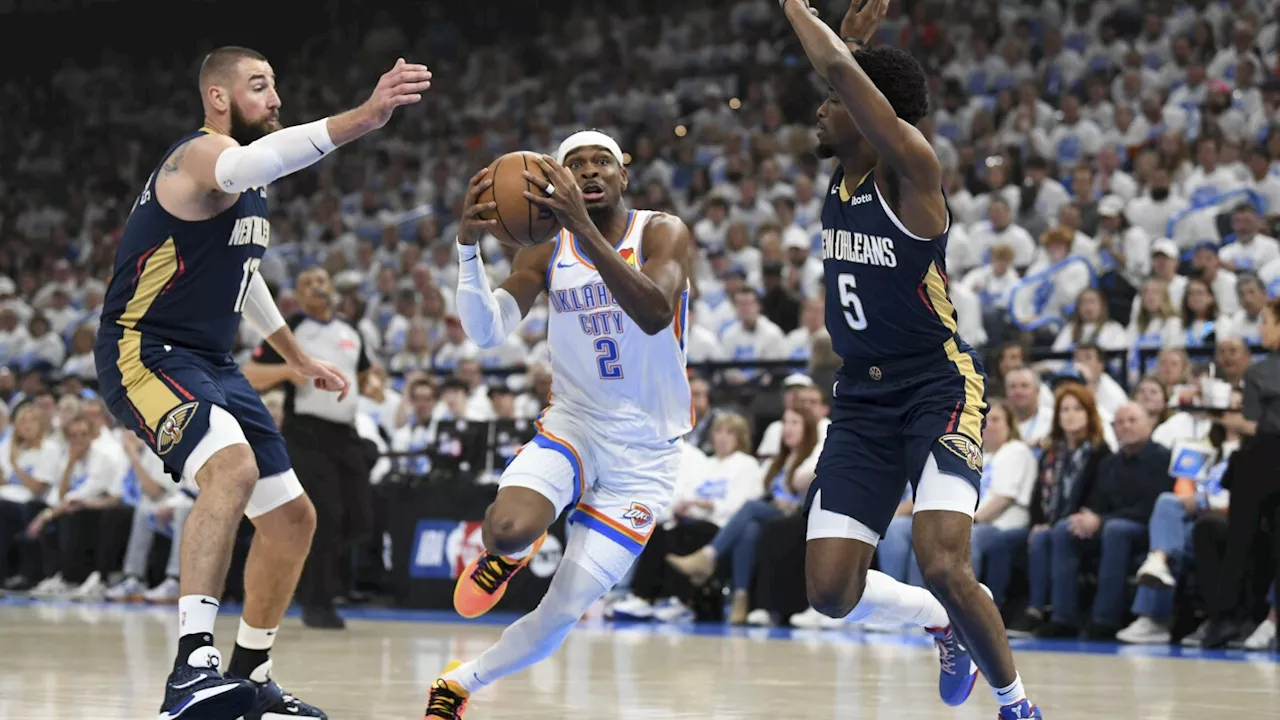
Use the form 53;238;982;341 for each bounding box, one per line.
424;661;469;719
453;534;546;619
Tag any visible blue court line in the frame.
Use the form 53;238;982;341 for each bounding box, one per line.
2;596;1274;664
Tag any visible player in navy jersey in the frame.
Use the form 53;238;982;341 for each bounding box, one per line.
780;2;1042;719
93;46;430;720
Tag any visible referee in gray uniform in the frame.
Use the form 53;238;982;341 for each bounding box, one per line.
245;268;384;629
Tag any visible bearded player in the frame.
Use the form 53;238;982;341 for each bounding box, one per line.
94;47;430;720
777;2;1043;718
420;130;695;718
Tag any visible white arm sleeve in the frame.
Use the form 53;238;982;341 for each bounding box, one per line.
455;241;523;349
242;272;286;337
213;118;336;193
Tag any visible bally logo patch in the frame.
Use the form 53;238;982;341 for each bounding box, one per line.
939;433;983;472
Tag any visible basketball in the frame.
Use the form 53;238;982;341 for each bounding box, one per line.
478;151;561;249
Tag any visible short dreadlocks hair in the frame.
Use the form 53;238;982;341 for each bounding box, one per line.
853;46;930;126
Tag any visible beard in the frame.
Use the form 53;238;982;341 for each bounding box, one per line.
815;143;836;159
229;102;280;145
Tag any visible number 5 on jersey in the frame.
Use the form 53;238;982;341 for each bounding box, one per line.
837;272;868;331
595;337;623;379
234;258;263;313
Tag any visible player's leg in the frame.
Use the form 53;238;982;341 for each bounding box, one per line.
216;369;327;719
452;418;588;619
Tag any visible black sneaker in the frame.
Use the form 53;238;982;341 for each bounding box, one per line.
302;605;346;630
244;677;328;719
157;650;256;720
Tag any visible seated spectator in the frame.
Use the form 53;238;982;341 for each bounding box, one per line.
1069;343;1130;419
1014;384;1111;635
25;413;130;598
1118;391;1240;645
1128;277;1185;354
1219;204;1280;274
614;412;759;622
1179;276;1222;348
1224;273;1267;346
0;403;56;590
666;406;819;625
970;403;1038;609
1005;366;1053;444
1037;403;1172;639
1131;376;1173;428
103;432;195;603
1051;288;1129;354
391;377;439;476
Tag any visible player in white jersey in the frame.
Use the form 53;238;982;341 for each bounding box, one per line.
422;130;695;719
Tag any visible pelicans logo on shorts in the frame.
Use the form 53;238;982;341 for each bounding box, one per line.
622;502;654;530
156;401;199;456
939;433;983;472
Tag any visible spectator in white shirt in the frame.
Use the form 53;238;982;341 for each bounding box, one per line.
1245;144;1280;219
1015;227;1092;330
1129;277;1186;351
59;326;97;382
1020;156;1073;231
1125;168;1189;241
1094;147;1139;201
1207;20;1264;82
1220;203;1280;272
1004;366;1054;445
431;317;480;373
1190;243;1241;315
391;377;440;477
971;198;1038;268
969;403;1038;608
1224;273;1268;345
720;288;787;384
683;305;725;364
1031;94;1104;168
783;297;825;362
0;403;56;588
780;227;823;300
693;195;731;251
15;314;65;372
0;307;29;367
1095;195;1153;282
1052;287;1130;353
1180;275;1225;348
389;319;434;376
961;243;1020;312
1181;136;1247;202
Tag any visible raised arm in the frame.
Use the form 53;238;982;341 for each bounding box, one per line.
455;167;557;349
168;59;431;197
781;0;941;191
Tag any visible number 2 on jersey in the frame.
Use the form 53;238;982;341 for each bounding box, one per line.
233;258;262;313
595;337;623;379
837;272;868;331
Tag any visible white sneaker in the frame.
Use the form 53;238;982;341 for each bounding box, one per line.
1242;618;1276;651
790;607;846;630
1116;616;1171;645
1181;621;1208;647
606;594;653;621
142;577;180;604
29;574;67;597
745;608;772;626
104;576;146;602
1136;552;1175;589
69;571;104;601
652;598;694;623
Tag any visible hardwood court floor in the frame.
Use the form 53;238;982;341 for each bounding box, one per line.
0;600;1275;719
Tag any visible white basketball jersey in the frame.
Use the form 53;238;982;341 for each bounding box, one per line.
544;209;693;445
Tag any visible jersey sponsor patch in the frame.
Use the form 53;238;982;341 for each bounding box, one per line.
156;401;200;456
938;433;983;472
619;247;638;268
622;501;654;530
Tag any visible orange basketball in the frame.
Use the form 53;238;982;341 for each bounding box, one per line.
477;151;561;249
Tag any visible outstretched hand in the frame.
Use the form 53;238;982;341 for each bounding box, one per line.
521;155;593;236
363;58;433;130
842;0;890;44
290;355;351;402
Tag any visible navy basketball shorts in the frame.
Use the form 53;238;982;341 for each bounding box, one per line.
806;337;989;545
94;332;302;518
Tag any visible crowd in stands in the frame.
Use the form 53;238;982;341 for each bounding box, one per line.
1;0;1278;651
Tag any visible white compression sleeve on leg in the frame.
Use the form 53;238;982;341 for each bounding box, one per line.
442;557;608;693
213;118;336;193
845;569;951;629
455;240;522;349
241;272;286;337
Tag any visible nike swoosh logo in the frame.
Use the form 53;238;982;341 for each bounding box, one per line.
556;262;574;269
171;677;203;690
199;598;219;607
265;630;277;636
309;138;323;156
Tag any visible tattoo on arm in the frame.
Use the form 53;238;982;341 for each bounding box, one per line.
161;143;189;174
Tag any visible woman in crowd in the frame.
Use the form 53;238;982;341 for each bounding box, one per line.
0;403;55;591
969;403;1039;609
612;413;760;622
1131;376;1173;428
1010;385;1111;635
1180;277;1221;348
1128;278;1185;367
1051;287;1129;353
666;407;820;624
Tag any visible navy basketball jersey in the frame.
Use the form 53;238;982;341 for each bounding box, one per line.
99;128;270;357
820;166;958;361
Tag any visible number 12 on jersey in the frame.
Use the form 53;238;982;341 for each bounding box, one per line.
595;337;623;379
837;272;868;331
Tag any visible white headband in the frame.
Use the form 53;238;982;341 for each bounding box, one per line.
555;130;625;165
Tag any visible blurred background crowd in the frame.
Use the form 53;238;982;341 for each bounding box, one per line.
0;0;1277;651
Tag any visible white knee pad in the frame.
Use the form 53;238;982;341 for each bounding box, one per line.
913;455;978;518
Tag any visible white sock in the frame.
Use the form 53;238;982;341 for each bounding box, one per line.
179;595;219;638
993;673;1027;705
845;570;951;629
443;558;607;694
236;619;279;651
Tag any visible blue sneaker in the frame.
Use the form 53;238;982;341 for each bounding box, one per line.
928;625;978;706
157;650;256;720
998;699;1043;719
243;677;328;719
